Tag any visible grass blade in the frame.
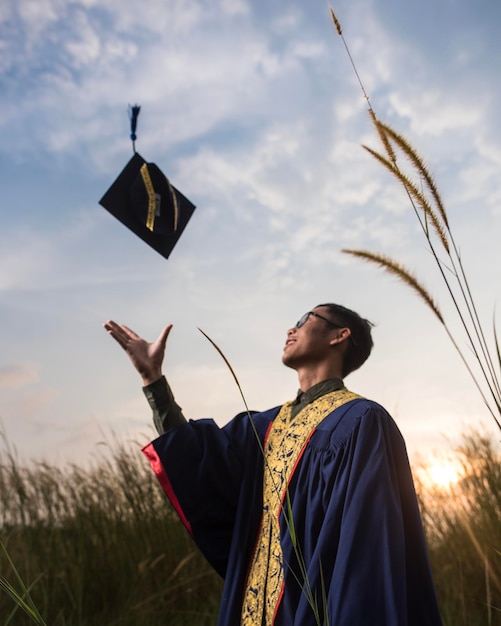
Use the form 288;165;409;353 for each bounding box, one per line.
0;541;47;625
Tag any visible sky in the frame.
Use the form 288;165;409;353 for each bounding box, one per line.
1;0;501;469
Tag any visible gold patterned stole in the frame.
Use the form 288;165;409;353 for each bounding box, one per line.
240;389;360;626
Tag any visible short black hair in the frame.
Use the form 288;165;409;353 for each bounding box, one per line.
317;303;374;377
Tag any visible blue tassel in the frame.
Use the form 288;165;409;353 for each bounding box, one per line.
128;104;141;153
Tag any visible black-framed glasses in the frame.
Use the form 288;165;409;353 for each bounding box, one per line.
295;311;357;345
296;311;343;329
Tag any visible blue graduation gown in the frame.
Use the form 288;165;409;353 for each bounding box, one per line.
143;397;442;625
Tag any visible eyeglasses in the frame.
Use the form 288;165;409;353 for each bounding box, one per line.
296;311;344;329
295;311;357;345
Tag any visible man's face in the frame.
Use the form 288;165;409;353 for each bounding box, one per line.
282;306;341;370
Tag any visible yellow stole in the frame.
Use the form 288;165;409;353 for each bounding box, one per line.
240;389;360;625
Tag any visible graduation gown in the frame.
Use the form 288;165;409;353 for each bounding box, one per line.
142;394;442;626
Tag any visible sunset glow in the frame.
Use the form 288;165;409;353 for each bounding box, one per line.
417;454;463;490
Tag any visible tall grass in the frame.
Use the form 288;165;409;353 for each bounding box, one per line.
1;430;500;624
0;434;222;625
415;432;501;626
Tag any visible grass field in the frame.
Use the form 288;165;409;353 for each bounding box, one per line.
1;430;500;625
0;436;222;625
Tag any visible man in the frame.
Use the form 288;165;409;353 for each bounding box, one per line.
104;303;442;625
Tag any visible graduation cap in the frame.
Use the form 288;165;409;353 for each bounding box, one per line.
99;105;196;259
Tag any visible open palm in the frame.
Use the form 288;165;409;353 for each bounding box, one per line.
103;321;172;386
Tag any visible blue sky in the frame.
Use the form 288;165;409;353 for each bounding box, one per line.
1;0;500;467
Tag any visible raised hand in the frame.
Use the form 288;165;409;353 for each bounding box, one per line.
103;321;172;386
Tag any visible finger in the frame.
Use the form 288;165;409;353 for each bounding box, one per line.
103;320;117;332
103;321;133;349
158;324;173;346
103;320;128;336
121;324;141;339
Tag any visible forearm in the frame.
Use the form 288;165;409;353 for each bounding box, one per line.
143;375;187;434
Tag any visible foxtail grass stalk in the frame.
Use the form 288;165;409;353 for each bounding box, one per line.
366;119;501;409
198;329;328;624
197;328;265;460
329;4;501;431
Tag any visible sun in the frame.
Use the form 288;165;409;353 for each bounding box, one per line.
417;454;463;490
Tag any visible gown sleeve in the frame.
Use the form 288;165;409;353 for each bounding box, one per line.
142;409;275;577
142;375;187;434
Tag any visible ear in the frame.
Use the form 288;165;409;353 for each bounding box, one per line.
329;327;351;346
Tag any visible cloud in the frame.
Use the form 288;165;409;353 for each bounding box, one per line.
1;0;500;470
0;212;103;294
453;146;501;217
0;363;39;389
0;229;58;292
3;0;489;303
0;0;334;173
219;0;250;17
63;8;102;68
18;388;59;416
17;0;62;40
388;90;483;137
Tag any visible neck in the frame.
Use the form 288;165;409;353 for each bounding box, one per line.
296;363;344;392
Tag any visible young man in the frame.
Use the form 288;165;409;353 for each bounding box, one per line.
104;304;442;625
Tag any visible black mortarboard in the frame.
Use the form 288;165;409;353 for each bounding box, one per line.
99;106;196;259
